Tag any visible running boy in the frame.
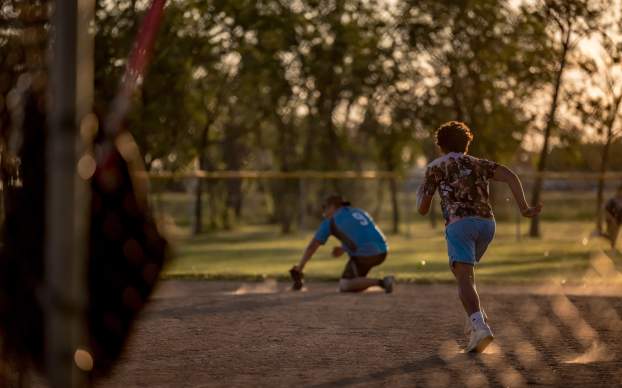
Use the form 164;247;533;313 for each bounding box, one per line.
290;195;394;293
417;121;541;353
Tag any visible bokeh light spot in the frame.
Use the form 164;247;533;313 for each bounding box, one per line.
74;348;94;371
77;154;96;180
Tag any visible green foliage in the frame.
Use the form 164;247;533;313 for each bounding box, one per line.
95;0;197;170
408;0;554;162
90;0;617;233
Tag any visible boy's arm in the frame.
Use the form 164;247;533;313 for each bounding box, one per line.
295;238;322;271
416;174;435;215
492;165;542;217
417;186;433;215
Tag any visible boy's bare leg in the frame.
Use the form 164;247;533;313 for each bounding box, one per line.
451;263;481;315
339;277;382;292
454;262;494;352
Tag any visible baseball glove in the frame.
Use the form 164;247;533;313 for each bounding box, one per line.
289;266;304;291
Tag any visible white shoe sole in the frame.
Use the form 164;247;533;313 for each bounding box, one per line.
465;327;494;353
470;334;494;353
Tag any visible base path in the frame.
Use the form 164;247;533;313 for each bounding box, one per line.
98;280;622;387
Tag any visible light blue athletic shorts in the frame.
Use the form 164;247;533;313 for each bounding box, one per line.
445;217;496;267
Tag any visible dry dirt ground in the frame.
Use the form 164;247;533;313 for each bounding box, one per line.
97;280;622;387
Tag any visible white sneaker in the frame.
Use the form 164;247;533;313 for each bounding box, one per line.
382;276;395;294
465;326;494;353
463;309;488;336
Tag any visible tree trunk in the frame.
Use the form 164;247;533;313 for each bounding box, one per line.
192;120;211;235
223;124;243;228
449;62;465;121
192;177;204;235
529;29;571;237
222;197;232;230
596;94;622;233
278;137;295;234
317;92;340;170
595;136;612;234
208;183;218;229
388;177;400;234
371;178;385;220
301;107;316;168
234;189;243;218
385;157;400;234
226;179;242;221
278;182;294;234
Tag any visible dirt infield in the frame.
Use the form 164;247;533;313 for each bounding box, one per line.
97;280;622;387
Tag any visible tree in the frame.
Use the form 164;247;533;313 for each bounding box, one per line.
212;0;301;232
594;43;622;235
94;0;196;171
176;5;239;234
572;5;622;234
353;0;428;234
89;0;614;236
528;0;605;237
411;0;553;162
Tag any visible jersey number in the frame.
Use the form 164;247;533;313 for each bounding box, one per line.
352;212;369;226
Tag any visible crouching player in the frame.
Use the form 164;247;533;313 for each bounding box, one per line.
290;195;394;293
417;121;542;353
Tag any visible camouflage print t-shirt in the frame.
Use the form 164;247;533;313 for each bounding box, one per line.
420;152;499;225
606;197;622;222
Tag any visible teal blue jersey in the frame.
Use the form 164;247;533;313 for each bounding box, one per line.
314;207;388;257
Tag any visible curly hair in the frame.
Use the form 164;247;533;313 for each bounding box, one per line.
435;121;474;153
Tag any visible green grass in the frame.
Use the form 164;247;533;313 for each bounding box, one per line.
163;220;621;284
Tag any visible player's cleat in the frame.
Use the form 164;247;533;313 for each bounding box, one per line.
464;309;488;336
465;326;494;353
382;276;395;294
289;266;304;291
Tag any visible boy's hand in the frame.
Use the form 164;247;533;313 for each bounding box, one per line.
521;203;543;218
332;246;345;258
